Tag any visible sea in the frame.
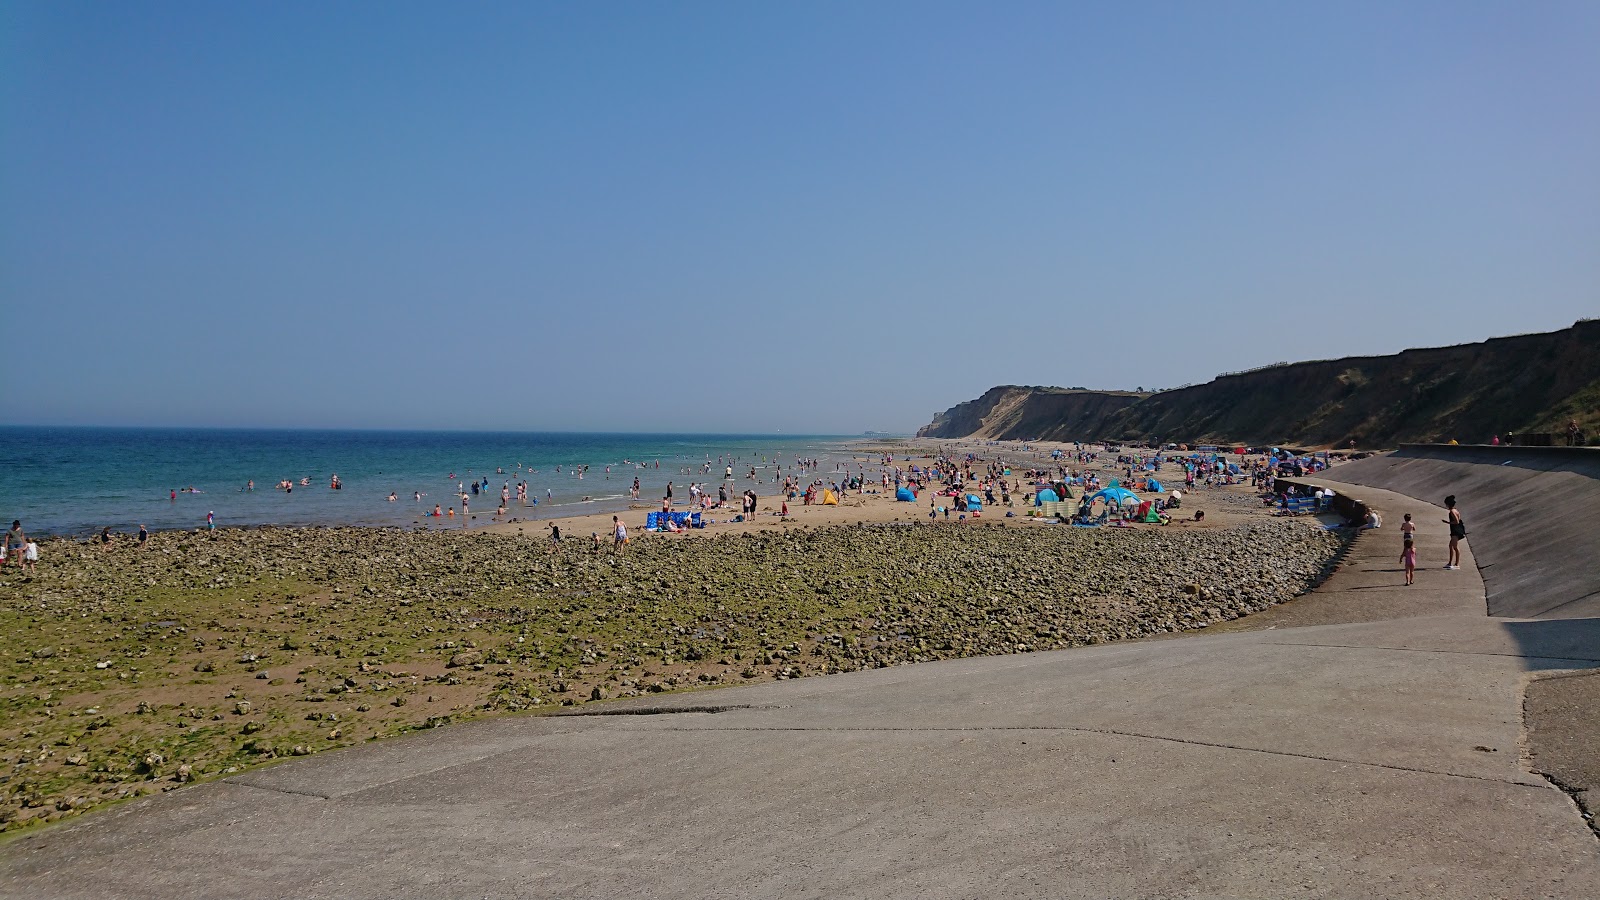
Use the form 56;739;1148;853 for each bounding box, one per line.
0;428;892;537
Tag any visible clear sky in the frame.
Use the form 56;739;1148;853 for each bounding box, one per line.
3;1;1597;433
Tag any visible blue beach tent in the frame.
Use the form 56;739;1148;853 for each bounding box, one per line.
1087;486;1140;508
1035;488;1060;505
965;494;983;510
895;487;916;502
1146;478;1164;493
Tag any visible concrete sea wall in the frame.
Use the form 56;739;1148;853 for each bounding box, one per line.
1329;445;1600;619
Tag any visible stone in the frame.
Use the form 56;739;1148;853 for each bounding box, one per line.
447;650;482;668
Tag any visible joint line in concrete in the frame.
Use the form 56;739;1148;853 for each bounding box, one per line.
628;722;1546;787
225;780;334;800
1260;640;1600;664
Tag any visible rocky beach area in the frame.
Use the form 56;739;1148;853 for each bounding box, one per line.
0;510;1347;832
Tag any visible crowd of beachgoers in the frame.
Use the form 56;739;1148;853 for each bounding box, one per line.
3;438;1353;565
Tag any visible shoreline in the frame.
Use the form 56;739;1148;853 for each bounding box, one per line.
37;437;1283;545
3;432;896;541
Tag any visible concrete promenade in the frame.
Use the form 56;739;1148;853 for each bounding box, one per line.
2;480;1597;898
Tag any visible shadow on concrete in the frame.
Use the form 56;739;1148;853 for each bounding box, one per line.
1499;618;1600;668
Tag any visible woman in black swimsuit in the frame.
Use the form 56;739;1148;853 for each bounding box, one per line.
1443;495;1466;570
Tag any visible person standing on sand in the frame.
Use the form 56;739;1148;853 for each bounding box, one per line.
138;524;148;547
613;515;627;549
1443;495;1465;570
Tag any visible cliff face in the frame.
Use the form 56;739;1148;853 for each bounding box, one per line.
920;320;1600;447
917;387;1147;440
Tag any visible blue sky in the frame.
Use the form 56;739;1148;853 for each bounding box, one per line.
3;1;1597;433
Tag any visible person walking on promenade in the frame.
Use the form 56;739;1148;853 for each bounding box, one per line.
1443;495;1466;570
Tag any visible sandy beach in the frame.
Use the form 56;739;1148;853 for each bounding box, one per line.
474;438;1271;543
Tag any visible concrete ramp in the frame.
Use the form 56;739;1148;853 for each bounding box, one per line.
1331;445;1600;619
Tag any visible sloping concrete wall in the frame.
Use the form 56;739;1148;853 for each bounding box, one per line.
1331;445;1600;619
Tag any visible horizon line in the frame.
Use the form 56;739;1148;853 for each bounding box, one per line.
0;423;903;438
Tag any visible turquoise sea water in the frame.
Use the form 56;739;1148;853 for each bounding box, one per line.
0;428;882;537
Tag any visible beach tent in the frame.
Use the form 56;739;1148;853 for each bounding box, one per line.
1146;478;1164;493
965;493;983;510
821;489;839;505
1035;488;1060;505
1086;486;1140;508
895;487;916;502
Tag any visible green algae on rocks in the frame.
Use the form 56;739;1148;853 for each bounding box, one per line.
0;519;1345;831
